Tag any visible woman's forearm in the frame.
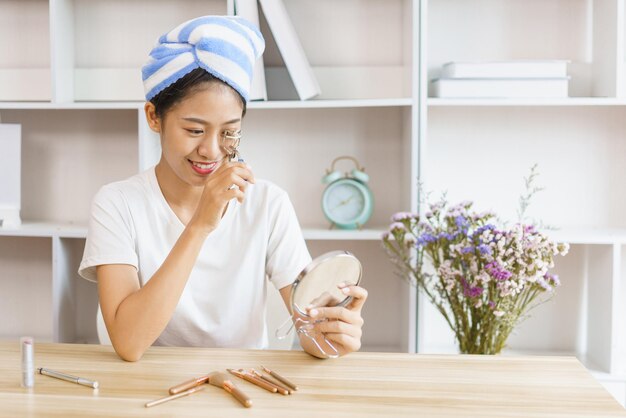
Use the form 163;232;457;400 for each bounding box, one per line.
108;225;210;361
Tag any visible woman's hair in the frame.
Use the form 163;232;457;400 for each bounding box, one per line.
149;68;247;119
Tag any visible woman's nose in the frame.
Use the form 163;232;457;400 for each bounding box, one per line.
197;132;223;160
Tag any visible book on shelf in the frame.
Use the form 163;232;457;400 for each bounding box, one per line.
431;78;570;99
234;0;268;101
258;0;321;100
441;61;569;79
0;124;22;229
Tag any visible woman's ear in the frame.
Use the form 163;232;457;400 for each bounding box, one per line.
144;102;161;133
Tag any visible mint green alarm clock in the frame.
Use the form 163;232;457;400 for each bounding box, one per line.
321;156;374;230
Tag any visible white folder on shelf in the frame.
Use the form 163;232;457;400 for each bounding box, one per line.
0;124;22;229
259;0;320;100
431;78;570;99
235;0;268;101
440;61;570;79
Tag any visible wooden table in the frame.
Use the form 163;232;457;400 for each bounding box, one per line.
0;342;625;417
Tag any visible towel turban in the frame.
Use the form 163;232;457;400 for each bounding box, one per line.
142;16;265;102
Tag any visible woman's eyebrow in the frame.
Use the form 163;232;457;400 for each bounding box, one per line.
181;117;241;125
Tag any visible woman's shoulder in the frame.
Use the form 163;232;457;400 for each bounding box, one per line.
247;179;291;205
93;169;154;206
250;178;286;195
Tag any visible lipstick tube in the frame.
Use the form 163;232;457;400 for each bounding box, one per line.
21;337;34;388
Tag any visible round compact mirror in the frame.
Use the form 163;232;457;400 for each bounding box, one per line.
277;251;362;358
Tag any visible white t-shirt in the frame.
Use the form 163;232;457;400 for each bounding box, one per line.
78;167;311;349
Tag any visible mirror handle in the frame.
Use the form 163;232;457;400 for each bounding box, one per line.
275;314;295;340
296;319;340;359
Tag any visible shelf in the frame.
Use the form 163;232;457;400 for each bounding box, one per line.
0;222;388;241
303;228;386;241
0;69;51;102
5;224;625;244
427;98;626;107
249;98;413;109
0;98;413;111
0;222;87;238
0;102;144;110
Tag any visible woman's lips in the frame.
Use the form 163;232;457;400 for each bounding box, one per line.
189;159;218;175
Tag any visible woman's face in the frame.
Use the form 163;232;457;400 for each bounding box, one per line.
156;82;244;187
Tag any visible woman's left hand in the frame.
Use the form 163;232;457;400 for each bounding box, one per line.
306;284;368;357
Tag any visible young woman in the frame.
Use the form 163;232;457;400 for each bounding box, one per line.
78;16;368;361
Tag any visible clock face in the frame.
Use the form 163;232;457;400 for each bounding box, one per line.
322;179;372;229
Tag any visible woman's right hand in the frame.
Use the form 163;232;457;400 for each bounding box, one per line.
189;160;255;235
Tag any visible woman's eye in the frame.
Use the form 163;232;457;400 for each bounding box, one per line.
186;129;204;135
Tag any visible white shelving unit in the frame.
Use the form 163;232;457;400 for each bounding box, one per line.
0;0;417;356
419;0;626;407
1;0;625;407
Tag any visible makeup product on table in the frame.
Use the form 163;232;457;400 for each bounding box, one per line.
38;368;99;389
20;337;34;388
208;372;252;408
261;365;298;391
249;369;290;395
168;374;210;395
145;385;205;408
227;369;277;393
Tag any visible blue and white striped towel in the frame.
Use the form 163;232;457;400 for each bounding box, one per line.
142;16;265;102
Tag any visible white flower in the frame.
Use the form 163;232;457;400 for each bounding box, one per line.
493;310;505;317
390;222;405;232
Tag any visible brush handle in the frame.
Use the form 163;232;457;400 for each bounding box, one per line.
224;381;252;408
145;385;204;408
269;370;298;391
169;375;209;395
259;375;290;395
242;374;277;393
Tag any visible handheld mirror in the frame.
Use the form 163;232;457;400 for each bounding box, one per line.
276;251;362;358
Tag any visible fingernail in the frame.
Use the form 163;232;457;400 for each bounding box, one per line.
342;287;350;294
309;309;318;317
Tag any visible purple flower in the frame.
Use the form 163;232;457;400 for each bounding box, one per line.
488;301;496;309
461;246;475;254
485;261;512;281
524;225;536;234
438;232;458;241
461;277;484;298
477;244;492;255
455;215;470;231
416;233;437;247
475;224;496;235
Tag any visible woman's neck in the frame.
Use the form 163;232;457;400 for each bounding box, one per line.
154;159;202;215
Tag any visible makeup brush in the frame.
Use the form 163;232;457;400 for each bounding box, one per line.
208;371;252;408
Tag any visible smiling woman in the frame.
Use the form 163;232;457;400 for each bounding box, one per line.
76;15;368;362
